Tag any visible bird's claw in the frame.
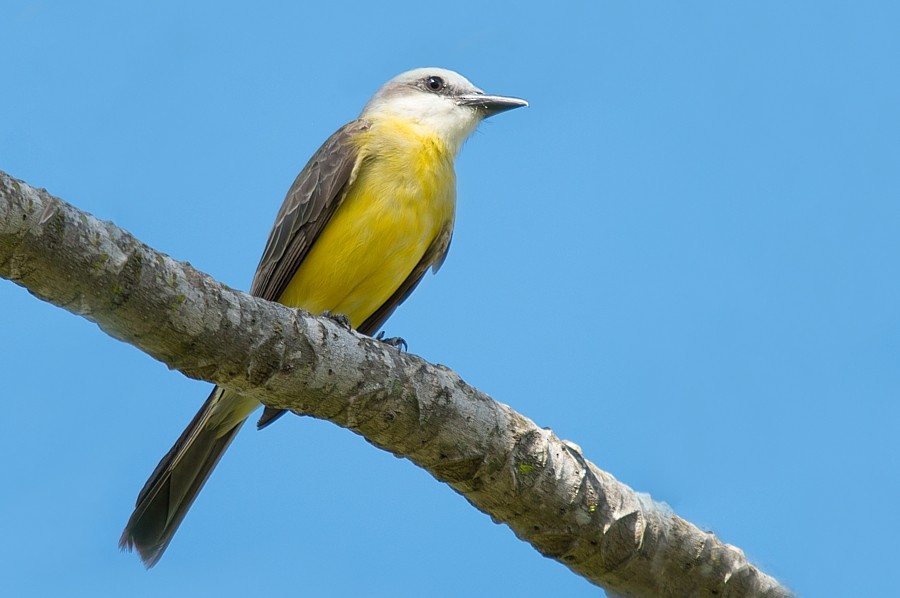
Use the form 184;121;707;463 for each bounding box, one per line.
321;310;352;330
376;331;408;351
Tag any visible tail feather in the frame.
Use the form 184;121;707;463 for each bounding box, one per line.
256;405;287;430
120;386;257;567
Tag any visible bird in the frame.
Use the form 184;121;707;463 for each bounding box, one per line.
119;67;527;567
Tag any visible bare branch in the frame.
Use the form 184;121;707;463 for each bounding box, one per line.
0;170;793;597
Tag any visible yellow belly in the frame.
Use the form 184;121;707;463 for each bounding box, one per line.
277;119;456;328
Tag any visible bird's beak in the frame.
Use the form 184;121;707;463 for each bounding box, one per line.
456;93;529;118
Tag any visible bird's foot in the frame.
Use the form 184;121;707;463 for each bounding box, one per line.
376;331;408;352
321;310;352;330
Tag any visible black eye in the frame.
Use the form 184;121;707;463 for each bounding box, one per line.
425;76;445;92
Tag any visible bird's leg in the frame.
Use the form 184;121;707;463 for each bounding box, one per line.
376;331;408;352
321;310;352;330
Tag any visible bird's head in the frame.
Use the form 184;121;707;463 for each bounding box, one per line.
361;67;527;154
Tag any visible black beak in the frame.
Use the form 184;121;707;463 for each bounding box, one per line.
456;93;529;118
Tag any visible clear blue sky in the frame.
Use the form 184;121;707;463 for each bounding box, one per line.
2;2;898;596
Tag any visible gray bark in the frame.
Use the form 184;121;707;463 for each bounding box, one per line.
0;170;793;598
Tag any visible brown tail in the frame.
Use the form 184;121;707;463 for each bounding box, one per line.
120;386;257;567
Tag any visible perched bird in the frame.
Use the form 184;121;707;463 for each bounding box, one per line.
120;67;527;567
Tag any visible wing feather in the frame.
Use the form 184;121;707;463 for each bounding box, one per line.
250;120;370;301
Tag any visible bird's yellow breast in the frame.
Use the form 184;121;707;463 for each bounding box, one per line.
277;117;457;328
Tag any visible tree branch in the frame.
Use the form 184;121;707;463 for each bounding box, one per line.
0;170;792;597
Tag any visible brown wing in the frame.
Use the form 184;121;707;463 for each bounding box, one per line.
250;119;370;301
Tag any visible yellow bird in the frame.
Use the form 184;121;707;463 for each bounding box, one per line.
120;67;527;567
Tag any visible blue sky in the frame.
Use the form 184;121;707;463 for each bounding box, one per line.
2;2;898;596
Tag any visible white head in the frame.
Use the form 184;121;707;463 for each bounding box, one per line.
360;67;527;154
